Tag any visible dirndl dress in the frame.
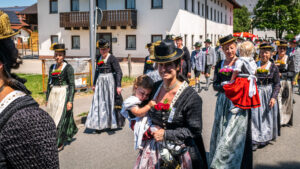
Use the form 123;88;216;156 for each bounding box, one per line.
278;80;293;125
85;73;118;130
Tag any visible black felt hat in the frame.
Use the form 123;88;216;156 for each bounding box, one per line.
151;40;183;63
145;43;152;49
219;35;236;46
277;40;288;47
194;42;202;47
165;34;175;40
97;39;110;49
204;39;212;43
259;43;274;50
50;43;67;51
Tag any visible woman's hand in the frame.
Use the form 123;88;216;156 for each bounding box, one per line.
117;87;122;95
92;86;95;91
269;98;276;108
67;102;73;111
187;72;191;78
152;129;165;142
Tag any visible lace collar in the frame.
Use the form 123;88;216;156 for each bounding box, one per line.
0;91;26;114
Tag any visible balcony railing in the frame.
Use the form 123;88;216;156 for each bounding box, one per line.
60;10;137;28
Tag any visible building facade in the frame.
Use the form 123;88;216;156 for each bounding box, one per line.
38;0;239;59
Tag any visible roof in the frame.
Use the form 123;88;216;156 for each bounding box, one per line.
19;3;37;15
227;0;241;8
3;11;21;24
0;6;27;12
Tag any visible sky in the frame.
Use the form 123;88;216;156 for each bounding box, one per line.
0;0;37;8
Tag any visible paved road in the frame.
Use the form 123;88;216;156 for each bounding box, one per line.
59;81;300;169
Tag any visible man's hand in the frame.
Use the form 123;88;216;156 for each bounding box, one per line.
152;129;165;142
187;72;191;78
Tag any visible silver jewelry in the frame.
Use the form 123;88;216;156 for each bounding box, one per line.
163;80;179;91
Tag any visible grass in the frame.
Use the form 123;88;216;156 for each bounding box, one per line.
18;74;47;104
77;112;89;117
17;74;136;104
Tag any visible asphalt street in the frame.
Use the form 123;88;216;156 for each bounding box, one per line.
59;82;300;169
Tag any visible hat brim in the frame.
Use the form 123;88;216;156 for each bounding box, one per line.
54;48;67;51
151;48;184;63
277;44;288;47
0;30;20;40
260;46;274;50
220;38;237;46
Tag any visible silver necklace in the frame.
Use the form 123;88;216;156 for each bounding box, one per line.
163;80;179;92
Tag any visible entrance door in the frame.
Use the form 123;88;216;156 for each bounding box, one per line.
96;33;112;55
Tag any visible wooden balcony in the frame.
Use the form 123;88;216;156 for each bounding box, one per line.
60;10;137;28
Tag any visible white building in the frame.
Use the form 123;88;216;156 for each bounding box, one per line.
38;0;240;60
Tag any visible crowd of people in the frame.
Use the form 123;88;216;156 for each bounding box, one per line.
1;9;300;168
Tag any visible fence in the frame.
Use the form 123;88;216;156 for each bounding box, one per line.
41;58;92;93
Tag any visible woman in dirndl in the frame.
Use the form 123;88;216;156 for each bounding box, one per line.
209;35;253;169
251;43;281;150
46;43;78;151
273;40;295;126
85;39;124;131
134;39;207;169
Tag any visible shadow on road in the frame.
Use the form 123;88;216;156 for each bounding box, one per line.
255;162;300;169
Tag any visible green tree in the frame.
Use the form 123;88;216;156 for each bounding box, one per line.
233;6;252;33
253;0;300;39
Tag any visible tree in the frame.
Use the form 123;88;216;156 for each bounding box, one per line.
233;6;252;33
253;0;300;39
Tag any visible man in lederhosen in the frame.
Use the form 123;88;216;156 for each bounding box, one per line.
202;39;216;90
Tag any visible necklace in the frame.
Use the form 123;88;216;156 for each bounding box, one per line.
163;80;179;92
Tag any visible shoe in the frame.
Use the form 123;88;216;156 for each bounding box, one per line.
58;145;64;152
252;144;258;151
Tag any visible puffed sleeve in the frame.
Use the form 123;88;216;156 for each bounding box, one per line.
271;64;281;99
111;55;123;87
165;91;202;142
233;59;243;72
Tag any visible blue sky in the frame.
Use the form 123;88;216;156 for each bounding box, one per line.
0;0;37;8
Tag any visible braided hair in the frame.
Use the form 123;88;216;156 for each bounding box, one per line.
0;38;31;95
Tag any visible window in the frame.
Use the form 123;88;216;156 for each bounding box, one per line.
221;12;223;23
202;4;204;16
197;2;200;15
210;7;212;20
72;36;80;49
126;0;135;9
225;5;227;10
192;0;194;13
214;0;216;3
151;35;162;42
185;0;188;10
217;1;219;5
51;35;58;44
97;0;107;10
152;0;162;9
71;0;79;11
184;35;187;47
221;3;222;7
230;16;232;25
225;14;227;24
126;35;136;50
191;35;194;49
50;0;58;14
214;9;216;21
217;11;219;22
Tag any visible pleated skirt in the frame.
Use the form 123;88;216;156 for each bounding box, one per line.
251;84;279;143
85;73;118;130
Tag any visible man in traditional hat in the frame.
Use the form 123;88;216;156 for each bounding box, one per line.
202;39;216;90
175;36;191;79
191;42;205;92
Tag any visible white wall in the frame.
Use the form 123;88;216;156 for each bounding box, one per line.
38;0;234;58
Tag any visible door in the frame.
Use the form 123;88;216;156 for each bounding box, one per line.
96;33;112;55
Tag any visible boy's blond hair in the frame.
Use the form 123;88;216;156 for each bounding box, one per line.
239;41;255;57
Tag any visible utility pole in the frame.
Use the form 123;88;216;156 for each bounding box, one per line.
89;0;96;83
205;0;207;40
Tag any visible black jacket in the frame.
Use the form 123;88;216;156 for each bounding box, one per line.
0;95;59;168
149;81;208;169
182;46;191;73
